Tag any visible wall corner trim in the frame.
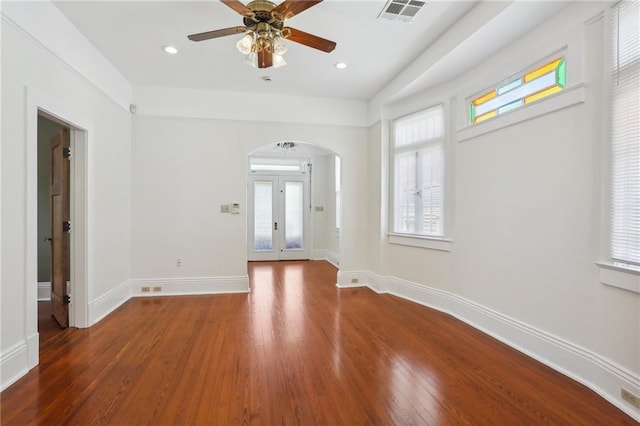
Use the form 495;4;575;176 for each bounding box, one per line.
337;269;640;422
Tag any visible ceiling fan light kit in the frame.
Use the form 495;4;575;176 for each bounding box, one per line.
188;0;336;69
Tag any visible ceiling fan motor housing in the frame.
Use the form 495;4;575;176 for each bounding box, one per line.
243;0;284;30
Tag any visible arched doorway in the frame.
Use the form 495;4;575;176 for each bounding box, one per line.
247;141;340;267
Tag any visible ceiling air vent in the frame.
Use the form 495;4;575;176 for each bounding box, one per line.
378;0;426;22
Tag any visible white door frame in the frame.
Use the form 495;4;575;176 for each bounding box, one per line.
25;85;90;368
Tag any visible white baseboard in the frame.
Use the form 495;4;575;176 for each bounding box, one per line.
326;250;339;268
311;249;339;268
338;270;640;422
38;282;50;301
129;276;250;297
0;341;28;392
89;280;131;326
336;270;368;288
37;281;71;301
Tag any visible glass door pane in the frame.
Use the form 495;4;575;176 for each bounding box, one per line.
284;181;304;250
254;181;273;251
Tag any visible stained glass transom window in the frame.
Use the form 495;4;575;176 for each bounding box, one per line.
470;57;566;124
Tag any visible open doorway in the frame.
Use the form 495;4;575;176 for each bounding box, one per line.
247;142;340;267
37;114;71;344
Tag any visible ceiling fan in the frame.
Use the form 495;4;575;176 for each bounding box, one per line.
187;0;336;69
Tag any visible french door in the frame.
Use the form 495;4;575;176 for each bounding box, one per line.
248;175;310;261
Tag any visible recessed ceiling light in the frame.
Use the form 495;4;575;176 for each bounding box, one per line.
335;62;347;70
162;45;178;55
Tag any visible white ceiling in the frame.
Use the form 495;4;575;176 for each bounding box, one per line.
53;0;479;101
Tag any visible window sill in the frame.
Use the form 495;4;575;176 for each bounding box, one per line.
388;233;452;251
457;83;585;143
596;262;640;294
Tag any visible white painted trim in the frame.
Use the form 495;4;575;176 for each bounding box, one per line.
338;270;640;422
388;233;453;251
457;84;586;142
326;250;340;268
336;270;369;288
311;249;339;268
129;276;250;297
26;333;38;375
88;281;131;326
311;249;328;260
38;282;50;301
597;262;640;294
0;341;28;392
26;85;92;331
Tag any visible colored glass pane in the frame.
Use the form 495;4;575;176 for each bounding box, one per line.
475;71;555;117
524;58;562;83
469;56;565;125
498;78;522;95
473;90;496;106
498;99;523;114
556;59;566;87
524;85;563;104
474;110;497;124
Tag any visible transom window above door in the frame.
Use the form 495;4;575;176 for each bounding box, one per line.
249;157;309;174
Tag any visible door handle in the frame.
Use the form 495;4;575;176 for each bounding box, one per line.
274;222;278;230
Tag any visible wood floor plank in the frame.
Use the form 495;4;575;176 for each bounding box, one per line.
1;260;637;425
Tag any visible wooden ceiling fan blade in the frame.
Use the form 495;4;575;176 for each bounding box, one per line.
258;49;273;68
221;0;253;16
272;0;322;21
283;27;336;52
188;26;246;42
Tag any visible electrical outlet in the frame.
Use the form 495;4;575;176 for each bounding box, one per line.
315;206;324;212
176;258;182;267
141;286;151;293
351;278;359;284
621;388;640;408
220;204;230;213
153;286;162;292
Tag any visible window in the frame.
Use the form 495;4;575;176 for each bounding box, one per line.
609;0;639;269
470;56;566;124
335;155;341;230
391;105;444;237
249;157;308;173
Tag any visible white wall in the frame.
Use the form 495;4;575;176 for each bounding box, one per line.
1;14;132;388
131;116;367;281
310;154;339;260
364;1;639;420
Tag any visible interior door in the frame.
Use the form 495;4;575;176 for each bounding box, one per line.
248;175;310;261
50;129;69;328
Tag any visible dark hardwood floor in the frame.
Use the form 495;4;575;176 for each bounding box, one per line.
1;260;636;425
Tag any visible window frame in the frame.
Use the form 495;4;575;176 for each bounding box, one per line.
457;47;586;143
334;155;341;231
388;103;453;251
597;0;640;294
